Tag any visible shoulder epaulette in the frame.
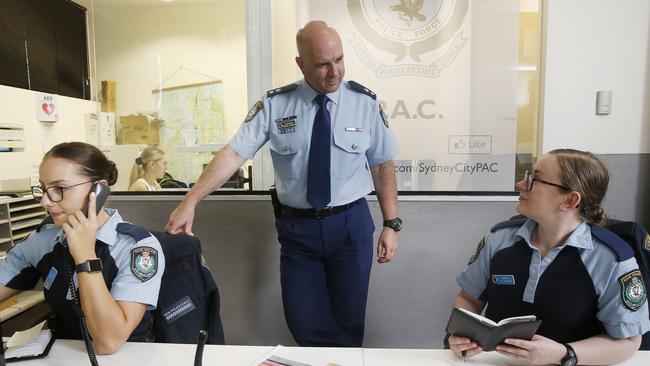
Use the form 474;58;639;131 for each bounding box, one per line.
347;80;377;100
116;222;152;242
266;83;298;98
490;215;527;233
591;226;635;262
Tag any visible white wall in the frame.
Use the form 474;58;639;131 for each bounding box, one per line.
541;0;650;154
93;1;247;138
0;85;97;188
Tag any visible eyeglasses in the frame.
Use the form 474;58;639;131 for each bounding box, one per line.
31;180;94;203
523;170;572;192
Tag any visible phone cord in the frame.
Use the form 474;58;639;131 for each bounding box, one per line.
66;261;99;366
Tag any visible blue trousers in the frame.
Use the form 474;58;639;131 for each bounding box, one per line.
275;199;374;347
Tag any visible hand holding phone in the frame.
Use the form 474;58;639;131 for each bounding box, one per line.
63;183;110;261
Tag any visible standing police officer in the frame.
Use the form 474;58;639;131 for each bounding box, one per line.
165;20;401;347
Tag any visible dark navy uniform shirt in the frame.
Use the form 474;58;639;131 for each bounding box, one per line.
0;209;165;339
457;219;650;343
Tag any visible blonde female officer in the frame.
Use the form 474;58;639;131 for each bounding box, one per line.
129;147;167;191
450;149;649;365
0;142;165;354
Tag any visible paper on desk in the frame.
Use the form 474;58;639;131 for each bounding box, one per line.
252;345;342;366
6;320;46;350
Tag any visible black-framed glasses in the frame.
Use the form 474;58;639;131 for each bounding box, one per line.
523;170;572;192
31;180;94;202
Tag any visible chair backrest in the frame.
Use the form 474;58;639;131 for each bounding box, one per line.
150;231;225;345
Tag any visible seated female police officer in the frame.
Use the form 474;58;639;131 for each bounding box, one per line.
450;149;649;365
0;142;165;354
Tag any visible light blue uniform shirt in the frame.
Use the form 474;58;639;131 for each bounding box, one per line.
229;79;400;208
457;219;650;339
0;209;165;309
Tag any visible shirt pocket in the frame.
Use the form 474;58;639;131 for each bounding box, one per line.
269;133;307;180
333;128;370;179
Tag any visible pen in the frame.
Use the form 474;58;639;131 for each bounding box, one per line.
461;350;467;363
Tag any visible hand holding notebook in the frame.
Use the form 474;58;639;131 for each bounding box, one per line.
446;308;541;352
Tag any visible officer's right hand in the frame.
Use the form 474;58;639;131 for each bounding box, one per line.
165;201;195;236
448;335;483;360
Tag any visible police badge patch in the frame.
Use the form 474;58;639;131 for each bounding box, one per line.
467;237;485;265
275;115;297;134
131;246;158;282
619;270;647;311
644;234;650;252
244;100;263;123
380;105;389;128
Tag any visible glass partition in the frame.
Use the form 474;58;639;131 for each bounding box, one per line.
90;0;248;191
86;0;540;193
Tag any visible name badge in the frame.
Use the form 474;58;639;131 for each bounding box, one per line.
275;116;297;134
492;275;515;285
345;127;363;132
44;266;58;290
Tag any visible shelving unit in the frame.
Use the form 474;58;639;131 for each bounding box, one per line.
0;195;47;256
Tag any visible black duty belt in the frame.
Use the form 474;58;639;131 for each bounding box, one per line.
280;198;364;219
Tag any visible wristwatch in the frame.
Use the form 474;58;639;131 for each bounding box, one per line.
383;217;403;232
75;258;103;273
560;344;578;366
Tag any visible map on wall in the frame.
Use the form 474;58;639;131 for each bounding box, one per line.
153;81;227;185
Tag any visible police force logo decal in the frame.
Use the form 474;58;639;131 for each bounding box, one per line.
348;0;469;78
619;270;647;311
131;246;158;282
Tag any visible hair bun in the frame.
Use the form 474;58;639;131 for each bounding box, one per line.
584;205;607;226
107;160;119;186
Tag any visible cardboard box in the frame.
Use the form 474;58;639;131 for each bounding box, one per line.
120;115;160;145
101;81;116;112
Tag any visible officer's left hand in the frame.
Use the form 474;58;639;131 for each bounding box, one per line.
377;227;399;263
63;192;99;264
496;335;566;365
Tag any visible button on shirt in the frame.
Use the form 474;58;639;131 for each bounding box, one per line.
457;219;650;339
229;79;400;208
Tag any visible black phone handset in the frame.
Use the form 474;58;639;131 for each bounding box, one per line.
63;183;110;366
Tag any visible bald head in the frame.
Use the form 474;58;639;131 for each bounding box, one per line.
295;20;345;94
296;21;341;58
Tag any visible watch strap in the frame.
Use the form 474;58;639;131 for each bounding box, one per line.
75;258;103;273
561;343;578;366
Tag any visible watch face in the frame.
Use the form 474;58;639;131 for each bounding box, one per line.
392;218;402;230
88;259;102;272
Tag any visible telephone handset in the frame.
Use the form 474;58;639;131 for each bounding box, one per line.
59;183;110;247
83;183;110;217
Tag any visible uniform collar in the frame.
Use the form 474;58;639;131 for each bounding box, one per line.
96;208;122;246
299;78;341;106
515;219;594;250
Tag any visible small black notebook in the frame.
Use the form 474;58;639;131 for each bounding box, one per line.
4;329;55;363
445;308;541;352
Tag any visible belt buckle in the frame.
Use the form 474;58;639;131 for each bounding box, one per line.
315;206;333;220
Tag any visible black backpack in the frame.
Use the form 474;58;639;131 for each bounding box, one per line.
151;231;225;345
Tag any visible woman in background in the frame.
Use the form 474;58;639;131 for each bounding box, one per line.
129;147;167;191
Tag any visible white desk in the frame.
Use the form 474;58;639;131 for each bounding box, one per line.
16;340;650;366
